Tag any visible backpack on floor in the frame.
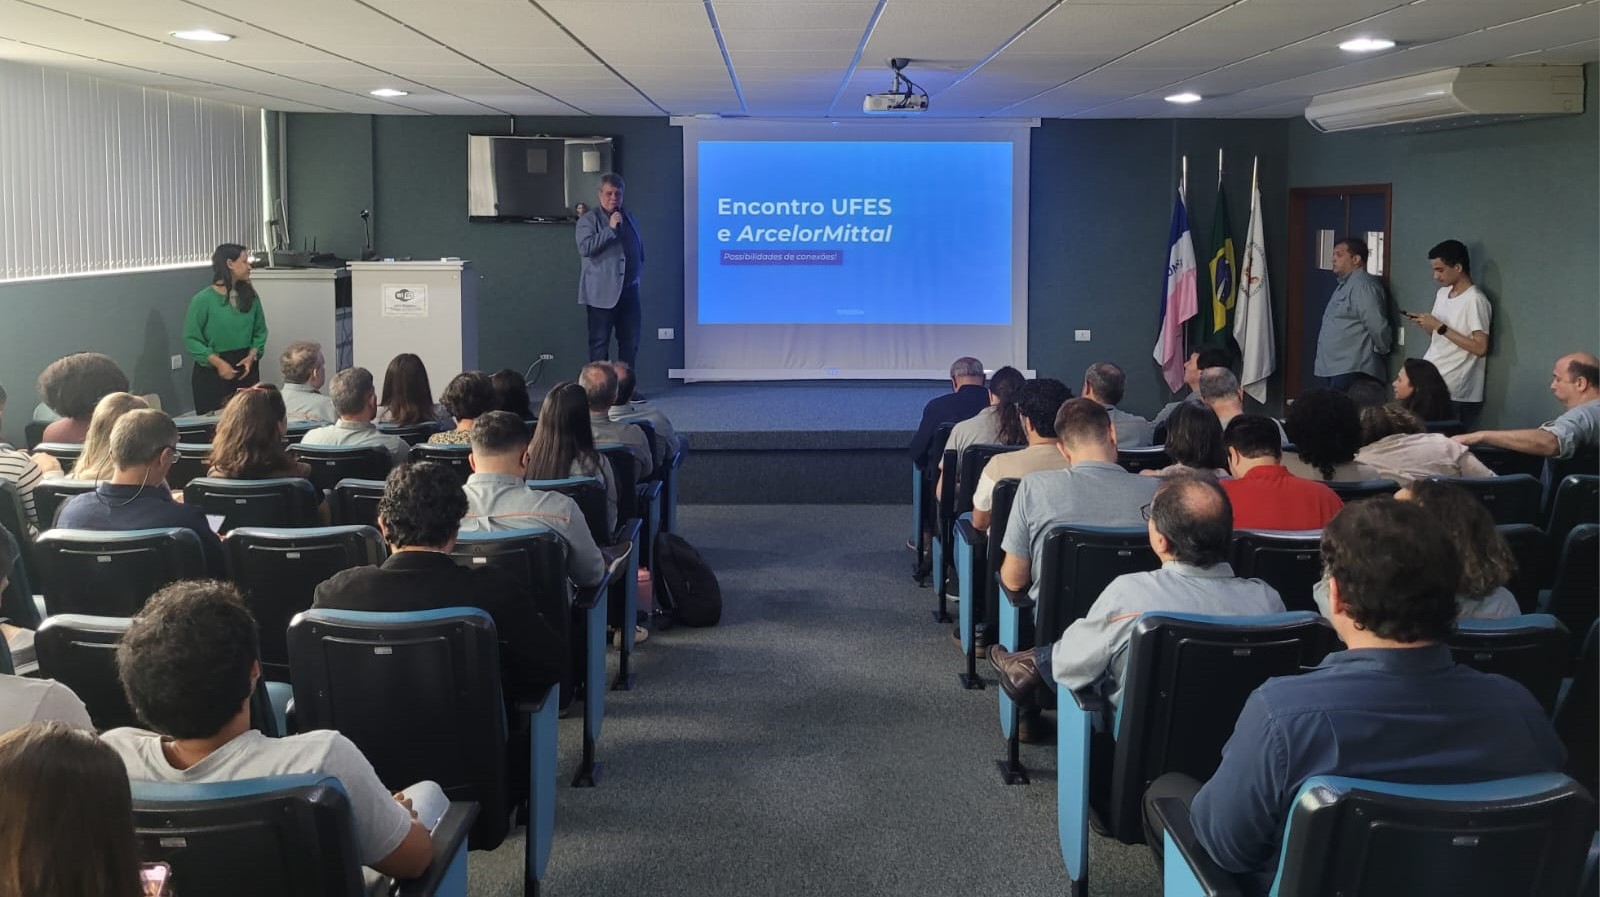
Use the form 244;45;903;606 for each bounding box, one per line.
652;532;721;627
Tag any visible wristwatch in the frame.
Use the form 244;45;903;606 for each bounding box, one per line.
1436;323;1448;335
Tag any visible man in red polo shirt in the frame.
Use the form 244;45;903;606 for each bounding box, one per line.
1220;414;1344;530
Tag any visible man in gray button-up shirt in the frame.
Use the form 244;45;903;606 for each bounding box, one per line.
1314;237;1392;387
299;367;410;467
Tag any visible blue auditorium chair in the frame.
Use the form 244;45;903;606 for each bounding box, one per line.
912;422;955;587
934;442;1022;626
184;477;321;531
1541;523;1598;645
31;478;95;528
31;441;82;472
330;477;385;528
377;421;443;445
1057;612;1334;895
1467;444;1546;479
1154;773;1594;897
1325;478;1399;504
167;442;213;490
284;421;317;444
173;416;218;444
1428;473;1543;526
409;443;472;482
1450;614;1570;714
1497;523;1549;611
1554;621;1597;796
287;608;560;894
36;527;207;617
997;525;1160;784
1546;474;1599;551
659;437;685;534
23;420;47;451
1229;530;1323;614
132;775;476;897
584;448;646;690
290;444;394;491
529;475;609;549
1117;445;1172;475
0;481;39;597
952;473;1021;690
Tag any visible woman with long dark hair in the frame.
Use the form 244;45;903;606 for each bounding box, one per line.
184;243;266;414
377;353;452;427
525;382;617;530
491;368;535;419
1281;388;1380;482
1393;357;1455;423
947;366;1028;458
208;386;308;480
1143;402;1228;478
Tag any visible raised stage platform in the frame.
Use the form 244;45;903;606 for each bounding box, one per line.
647;382;931;504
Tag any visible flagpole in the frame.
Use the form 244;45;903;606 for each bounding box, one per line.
1218;147;1224;189
1180;154;1188;199
1251;154;1258;193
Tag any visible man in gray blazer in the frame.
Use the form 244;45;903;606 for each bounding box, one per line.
576;172;645;380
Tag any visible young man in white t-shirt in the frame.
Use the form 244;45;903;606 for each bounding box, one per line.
1406;239;1491;427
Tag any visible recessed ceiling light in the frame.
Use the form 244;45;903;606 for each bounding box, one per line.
370;88;410;98
170;29;232;42
1339;37;1396;53
1165;92;1203;104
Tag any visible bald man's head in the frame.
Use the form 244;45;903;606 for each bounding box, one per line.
1554;352;1600;409
579;363;617;411
1149;474;1234;567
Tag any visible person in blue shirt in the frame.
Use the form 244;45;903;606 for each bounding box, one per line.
1143;497;1564;892
55;409;225;576
1313;237;1392;390
908;356;991;470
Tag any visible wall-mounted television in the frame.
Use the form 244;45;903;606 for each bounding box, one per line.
467;134;616;222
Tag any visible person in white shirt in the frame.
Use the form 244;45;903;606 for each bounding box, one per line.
1407;240;1490;428
278;340;337;424
300;367;412;468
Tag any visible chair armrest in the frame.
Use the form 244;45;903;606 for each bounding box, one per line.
514;685;557;719
1000;581;1035;611
954;517;986;548
610;517;643;548
575;563;615;610
638;480;663;502
1066;688;1108;715
394;801;479;897
1150;797;1244;897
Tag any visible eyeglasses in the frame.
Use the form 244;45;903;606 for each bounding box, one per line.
1139;502;1153;521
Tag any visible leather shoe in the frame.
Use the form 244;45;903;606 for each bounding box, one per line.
987;645;1042;702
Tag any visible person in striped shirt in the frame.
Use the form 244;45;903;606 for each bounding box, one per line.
0;382;62;530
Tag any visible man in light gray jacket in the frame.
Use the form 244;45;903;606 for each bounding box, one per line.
576;172;645;376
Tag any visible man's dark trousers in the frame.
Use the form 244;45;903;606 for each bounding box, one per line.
587;282;641;370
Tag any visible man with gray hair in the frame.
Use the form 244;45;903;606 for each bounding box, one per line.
56;409;225;574
606;361;677;466
278;340;335;424
300;367;410;467
579;362;652;477
1082;362;1153;448
909;356;992;470
1199;366;1287;445
576;172;646;383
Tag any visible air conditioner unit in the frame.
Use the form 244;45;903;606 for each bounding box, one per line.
1304;65;1584;133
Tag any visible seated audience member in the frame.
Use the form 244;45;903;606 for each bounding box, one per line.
56;410;225;575
315;461;566;700
0;722;143;894
606;361;679;462
377;352;452;428
1281;388;1381;483
0;382;62;528
208;386;312;480
0;534;40;668
1455;351;1600;460
106;581;436;882
988;475;1284;705
1200;367;1288;444
1000;398;1160;605
1143;402;1229;479
429;371;497;445
1393;357;1455;424
491;368;535;420
1342;374;1389;410
36;352;130;444
1083;362;1153;448
1356;403;1495;484
947;365;1028;460
300;367;412;467
65;392;149;482
0;539;92;731
526;383;619;532
970;378;1073;531
909;356;991;470
278;340;337;423
460;411;604;587
1153;348;1232;428
579;362;652;478
1220;415;1344;531
1152;500;1564;888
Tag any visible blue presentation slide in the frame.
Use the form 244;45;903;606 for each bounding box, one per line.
697;140;1013;325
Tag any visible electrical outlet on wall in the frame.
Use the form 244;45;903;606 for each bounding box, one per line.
658;328;675;340
1074;330;1091;342
170;354;184;370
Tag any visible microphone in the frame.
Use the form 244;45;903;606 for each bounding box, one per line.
359;209;377;260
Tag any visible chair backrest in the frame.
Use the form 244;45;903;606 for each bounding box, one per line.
1449;614;1570;714
1547;474;1600;548
920;423;956;532
131;775;364;897
1109;612;1335;841
34;613;138;730
630;420;666;479
289;445;393;492
1423;419;1466;437
1544;523;1599;641
32;478;97;528
283;422;317;445
956;443;1024;516
36;527;208;617
377;421;442;445
1428;474;1543;526
1468;445;1546;479
225;526;385;681
183;477;320;532
1325;478;1400;504
1229;530;1323;614
32;441;83;472
1544;452;1599;513
24;420;47;451
1272;773;1594;897
1117;446;1172;475
596;444;639;522
1495;523;1548;613
329;478;385;528
1554;621;1597;796
409;443;472;483
172;417;217;444
982;478;1021;622
1035;526;1161;643
167;443;213;490
452;530;573;658
288;607;512;849
529;476;609;547
0;481;37;591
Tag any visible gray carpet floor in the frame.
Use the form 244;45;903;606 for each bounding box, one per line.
467;503;1161;897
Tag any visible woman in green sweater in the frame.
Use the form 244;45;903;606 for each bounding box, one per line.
184;243;267;414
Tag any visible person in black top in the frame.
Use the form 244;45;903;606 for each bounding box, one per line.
908;356;992;469
312;461;565;701
55;409;226;576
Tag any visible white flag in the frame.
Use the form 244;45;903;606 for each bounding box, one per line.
1234;160;1275;403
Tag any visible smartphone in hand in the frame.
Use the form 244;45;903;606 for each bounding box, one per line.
141;862;172;896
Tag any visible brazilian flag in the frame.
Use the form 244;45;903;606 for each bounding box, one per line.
1206;184;1236;341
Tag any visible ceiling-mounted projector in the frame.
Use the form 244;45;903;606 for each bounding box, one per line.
864;57;929;114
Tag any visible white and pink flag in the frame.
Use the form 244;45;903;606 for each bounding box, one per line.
1152;188;1199;393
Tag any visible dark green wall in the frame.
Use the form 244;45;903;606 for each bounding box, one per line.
1287;63;1599;428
